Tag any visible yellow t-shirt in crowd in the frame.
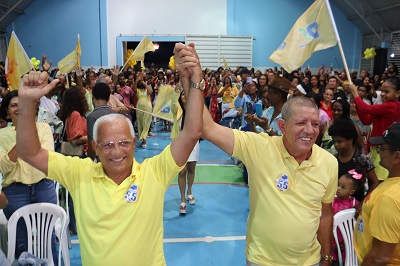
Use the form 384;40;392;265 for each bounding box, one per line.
232;130;337;266
47;145;183;266
354;177;400;265
0;123;54;186
218;85;239;103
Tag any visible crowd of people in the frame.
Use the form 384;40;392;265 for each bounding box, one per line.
0;46;398;265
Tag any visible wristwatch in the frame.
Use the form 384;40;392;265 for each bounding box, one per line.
190;79;205;91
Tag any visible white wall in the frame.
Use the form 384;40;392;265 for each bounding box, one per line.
107;0;227;66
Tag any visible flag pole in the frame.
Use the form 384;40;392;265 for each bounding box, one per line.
324;0;352;84
120;37;145;73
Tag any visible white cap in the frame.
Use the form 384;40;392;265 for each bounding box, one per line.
296;84;307;95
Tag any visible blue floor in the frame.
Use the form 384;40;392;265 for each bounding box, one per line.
66;122;250;265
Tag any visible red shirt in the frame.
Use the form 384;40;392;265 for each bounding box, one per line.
354;96;400;148
320;100;333;120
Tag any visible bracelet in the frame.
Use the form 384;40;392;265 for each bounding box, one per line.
119;107;122;114
266;128;272;134
320;254;333;262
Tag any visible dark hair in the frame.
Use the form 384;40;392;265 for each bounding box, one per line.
269;86;288;102
385;77;400;91
0;90;18;121
92;83;111;102
58;87;88;121
332;98;350;119
340;167;366;192
328;118;358;144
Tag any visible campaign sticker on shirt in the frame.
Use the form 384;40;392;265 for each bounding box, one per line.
358;218;364;233
124;184;139;203
276;174;289;191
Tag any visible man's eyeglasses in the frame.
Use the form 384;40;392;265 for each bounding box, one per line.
97;139;135;152
376;145;391;153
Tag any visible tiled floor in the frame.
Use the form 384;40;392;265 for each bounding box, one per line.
66;122;250;266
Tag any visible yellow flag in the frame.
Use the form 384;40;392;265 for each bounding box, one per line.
222;56;229;70
152;85;174;122
5;31;33;91
131;37;155;61
58;35;81;74
269;0;337;73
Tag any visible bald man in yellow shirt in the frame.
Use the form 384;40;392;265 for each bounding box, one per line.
15;43;204;265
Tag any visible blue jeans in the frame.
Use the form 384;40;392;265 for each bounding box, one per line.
2;179;58;265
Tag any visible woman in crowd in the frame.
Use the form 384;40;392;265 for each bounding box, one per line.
318;98;365;154
328;119;379;204
218;75;239;115
171;89;200;215
0;90;58;263
320;88;334;120
348;78;400;181
133;79;153;149
208;76;220;123
58;87;89;235
258;74;268;101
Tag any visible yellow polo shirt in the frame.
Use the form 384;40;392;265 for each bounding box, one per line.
232;130;337;265
218;85;239;103
0;123;54;186
47;145;183;266
354;177;400;265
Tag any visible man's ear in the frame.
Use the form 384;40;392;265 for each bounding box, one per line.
92;141;98;156
393;150;400;165
277;118;285;135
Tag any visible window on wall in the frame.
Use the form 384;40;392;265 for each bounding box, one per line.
185;35;253;70
390;32;400;76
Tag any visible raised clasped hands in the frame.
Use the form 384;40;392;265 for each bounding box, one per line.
18;71;59;101
174;43;201;82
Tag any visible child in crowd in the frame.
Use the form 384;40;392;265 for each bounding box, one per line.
357;85;371;105
331;168;365;265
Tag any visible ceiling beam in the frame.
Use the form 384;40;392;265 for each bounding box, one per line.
344;0;383;41
0;4;23;14
348;3;400;21
0;0;25;24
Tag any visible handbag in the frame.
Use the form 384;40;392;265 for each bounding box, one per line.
60;120;83;157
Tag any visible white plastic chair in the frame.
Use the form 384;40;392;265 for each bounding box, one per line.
7;203;68;266
333;208;358;266
55;182;71;265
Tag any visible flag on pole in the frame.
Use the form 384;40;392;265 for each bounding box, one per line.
121;37;155;71
5;31;34;91
222;56;229;70
269;0;337;73
152;84;175;122
131;37;155;61
57;35;81;74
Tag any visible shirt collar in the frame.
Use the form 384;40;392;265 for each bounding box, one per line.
275;137;316;167
93;158;138;181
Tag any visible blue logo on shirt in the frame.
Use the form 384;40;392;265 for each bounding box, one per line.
124;184;139;203
276;174;289;191
358;218;364;233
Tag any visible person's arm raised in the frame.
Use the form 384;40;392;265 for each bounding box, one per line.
17;71;59;175
170;43;203;167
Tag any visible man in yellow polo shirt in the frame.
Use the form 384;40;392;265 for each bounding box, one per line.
15;43;204;265
178;43;336;265
354;122;400;265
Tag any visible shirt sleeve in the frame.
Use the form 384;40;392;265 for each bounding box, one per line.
370;194;400;243
322;155;338;203
0;149;16;174
143;145;184;190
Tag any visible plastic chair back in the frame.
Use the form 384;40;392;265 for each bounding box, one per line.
333;208;358;266
7;203;68;266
